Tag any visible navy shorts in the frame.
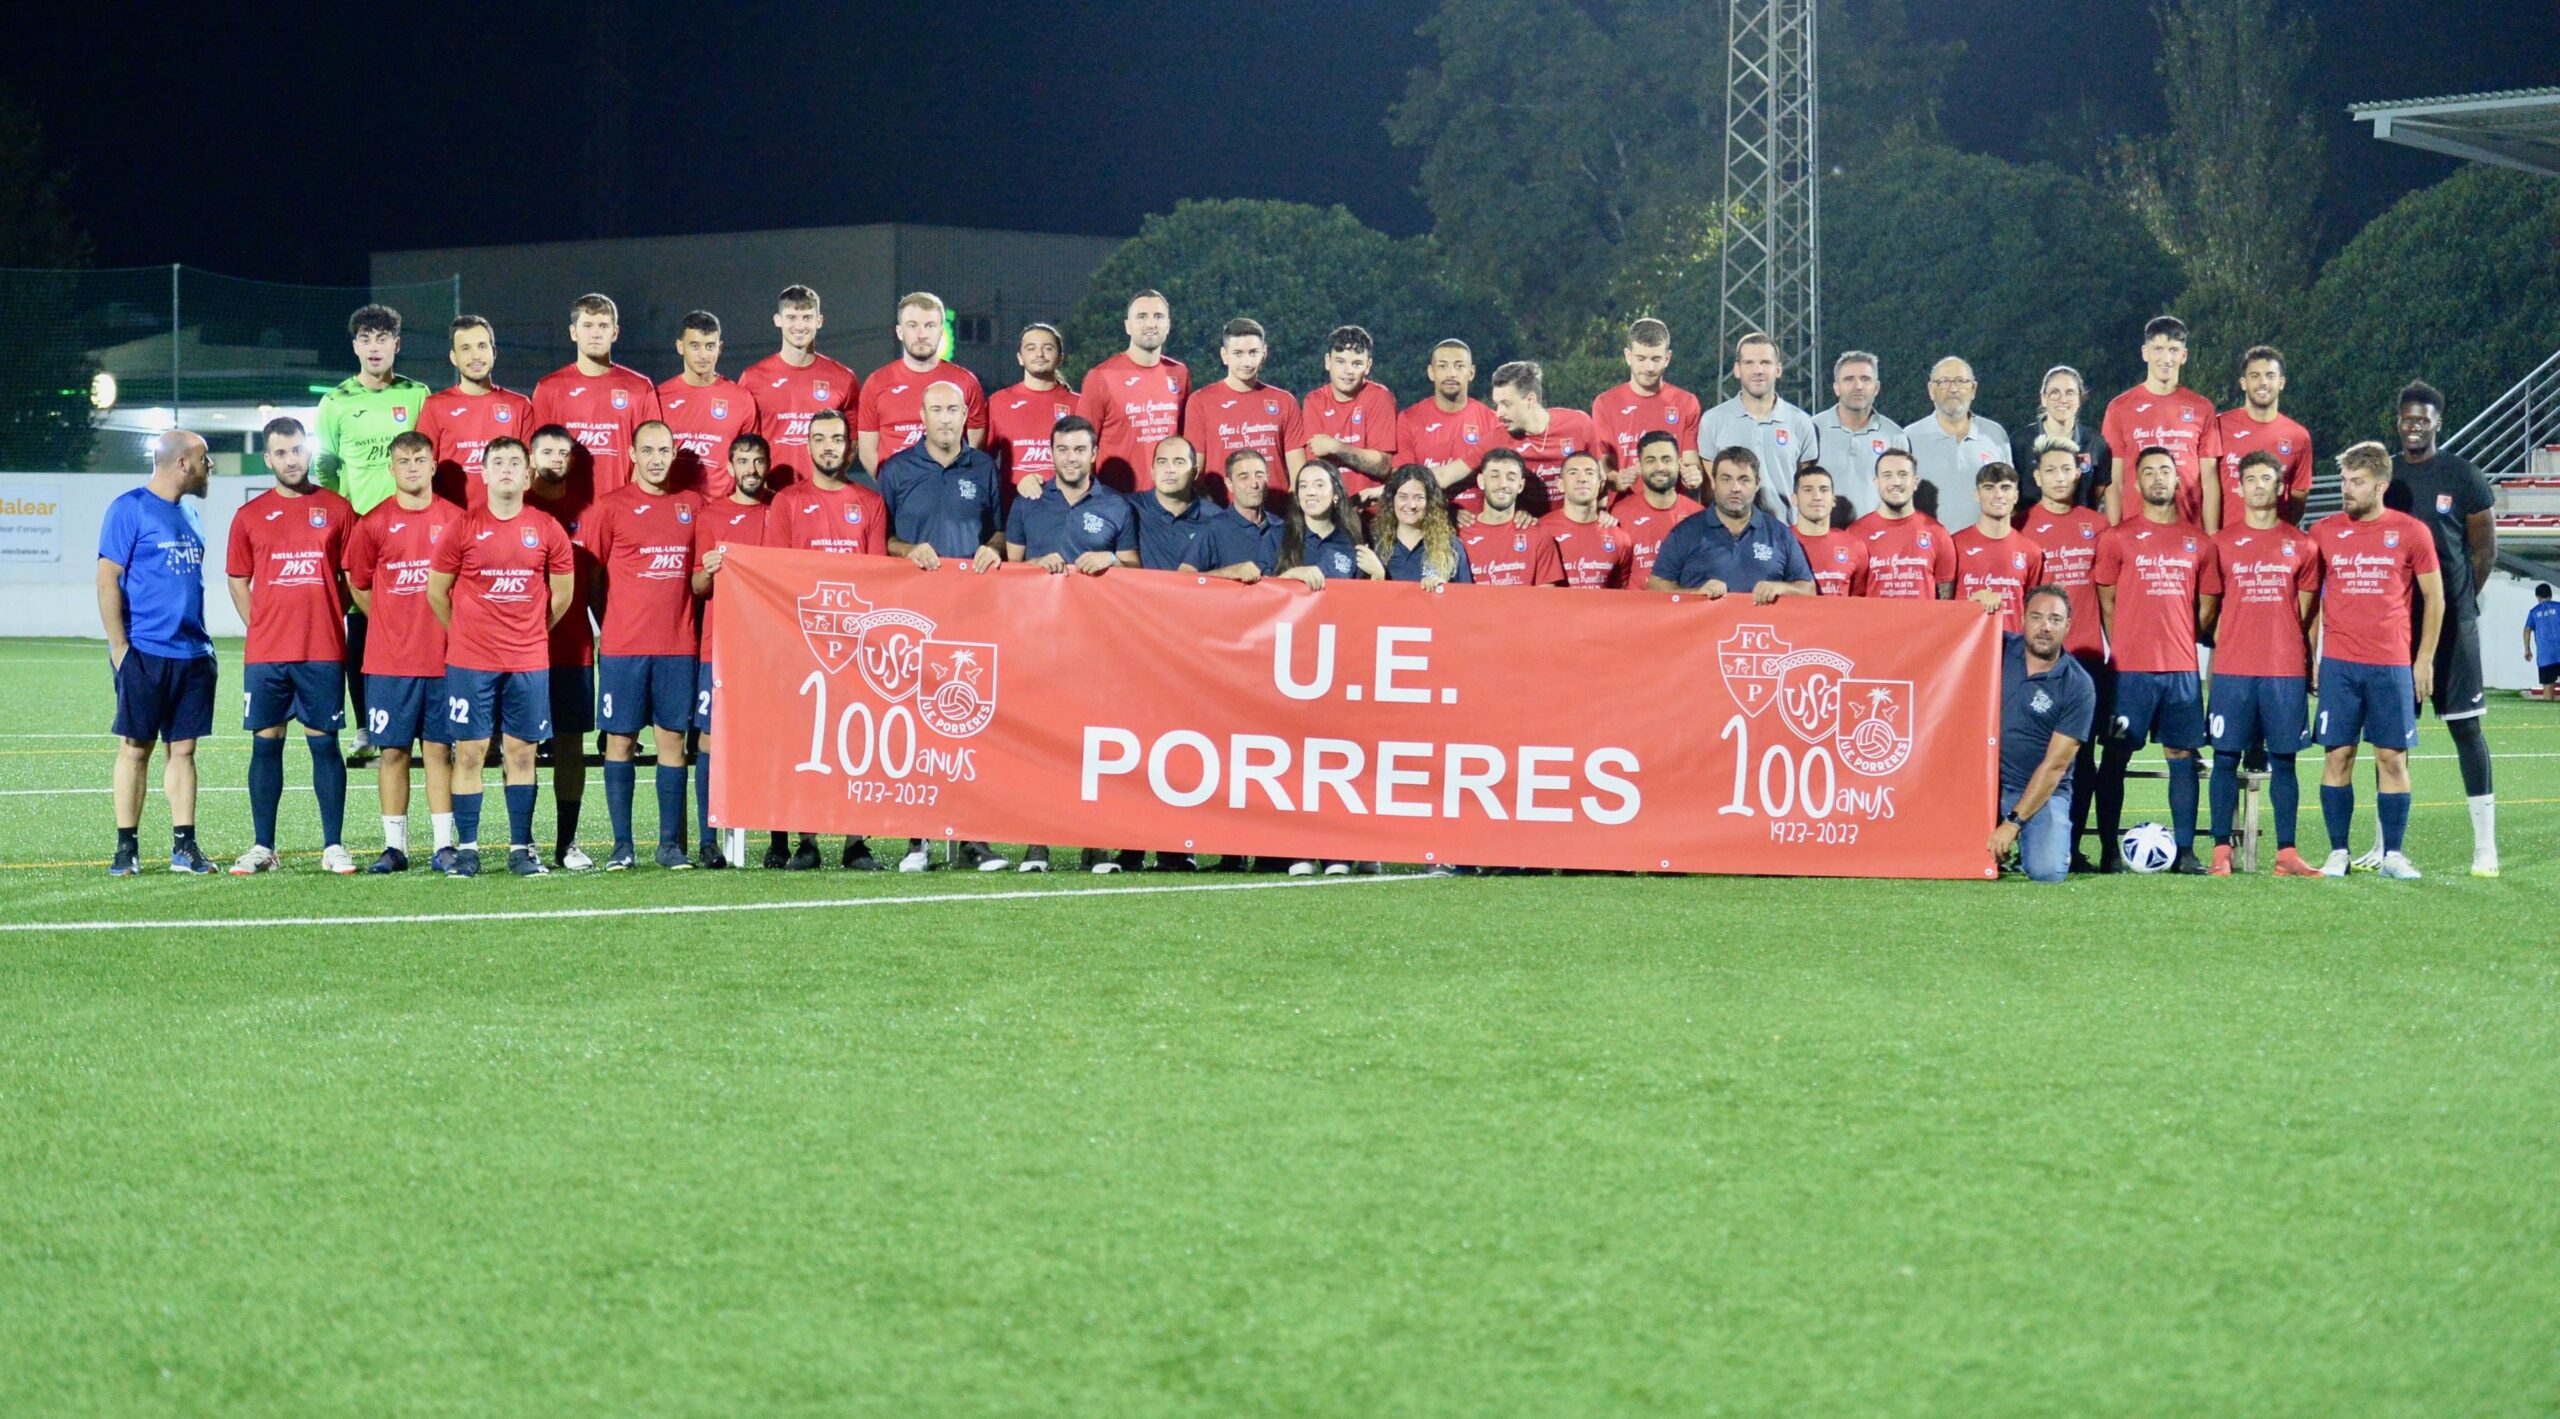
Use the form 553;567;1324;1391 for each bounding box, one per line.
112;649;216;745
2109;669;2204;751
2317;658;2418;752
546;664;594;739
692;658;715;733
598;653;695;734
363;673;453;750
242;659;345;733
445;667;553;744
2208;673;2309;756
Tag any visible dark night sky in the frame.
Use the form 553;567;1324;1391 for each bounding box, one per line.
7;1;2553;285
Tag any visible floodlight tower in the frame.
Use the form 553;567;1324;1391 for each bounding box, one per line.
1717;0;1820;406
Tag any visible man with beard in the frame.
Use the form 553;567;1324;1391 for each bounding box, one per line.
1457;450;1565;586
1487;360;1597;517
761;409;890;872
1810;350;1906;519
2093;448;2221;875
99;432;219;875
857;291;987;472
1591;319;1703;493
1541;452;1633;588
1991;586;2097;884
686;432;774;869
417;314;534;511
1849;448;1956;601
1396;338;1512;515
1079;290;1189;494
991;323;1084;500
2214;346;2313;527
1610;430;1703;584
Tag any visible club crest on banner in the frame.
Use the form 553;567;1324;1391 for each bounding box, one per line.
795;579;998;740
1719;623;1914;775
919;641;999;737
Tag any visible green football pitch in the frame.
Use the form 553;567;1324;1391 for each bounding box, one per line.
3;636;2553;1415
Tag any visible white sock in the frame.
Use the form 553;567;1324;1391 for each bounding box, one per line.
432;812;456;850
382;815;408;853
2469;794;2497;854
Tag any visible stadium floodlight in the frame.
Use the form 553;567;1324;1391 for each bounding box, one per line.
90;371;117;411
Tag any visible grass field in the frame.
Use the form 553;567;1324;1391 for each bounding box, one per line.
2;635;2554;1415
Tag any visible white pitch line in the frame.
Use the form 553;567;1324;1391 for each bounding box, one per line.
0;871;1434;934
0;787;250;797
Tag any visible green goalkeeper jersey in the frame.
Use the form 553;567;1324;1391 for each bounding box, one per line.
315;373;434;514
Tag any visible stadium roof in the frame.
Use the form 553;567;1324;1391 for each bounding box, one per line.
2351;86;2560;179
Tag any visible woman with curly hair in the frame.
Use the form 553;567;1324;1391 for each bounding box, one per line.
1370;463;1470;590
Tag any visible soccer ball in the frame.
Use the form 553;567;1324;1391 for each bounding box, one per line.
2119;822;2177;874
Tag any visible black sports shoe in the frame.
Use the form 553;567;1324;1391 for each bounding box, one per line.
366;847;409;874
785;842;822;871
842;840;886;871
605;843;637;871
2169;849;2208;876
508;846;550;876
108;846;140;878
2068;852;2098;875
449;847;482;878
1153;852;1197;873
698;840;729;870
762;837;790;870
2098;851;2127;874
654;843;694;870
343;744;379;770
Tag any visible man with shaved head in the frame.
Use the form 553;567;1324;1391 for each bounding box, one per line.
583;419;705;870
879;378;1009;873
1903;355;2012;532
98;431;219;875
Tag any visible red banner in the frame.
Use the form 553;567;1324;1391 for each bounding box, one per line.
710;548;2002;878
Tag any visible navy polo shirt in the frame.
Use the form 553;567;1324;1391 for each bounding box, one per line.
1999;631;2096;795
1133;492;1218;571
1005;484;1137;562
1294;524;1364;580
1653;505;1814;591
878;442;1001;557
1384;534;1473;584
1199;507;1285;574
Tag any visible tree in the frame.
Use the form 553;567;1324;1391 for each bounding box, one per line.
1387;0;1959;366
1819;145;2182;429
1056;199;1518;401
2105;0;2324;387
0;90;95;472
2288;166;2560;451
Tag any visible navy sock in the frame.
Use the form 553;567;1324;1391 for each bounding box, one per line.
307;735;347;847
693;750;713;847
2378;790;2411;853
506;783;539;848
2268;754;2300;849
655;765;687;847
2208;754;2240;845
2167;755;2199;849
2320;783;2353;853
453;789;484;847
604;760;637;848
248;735;286;848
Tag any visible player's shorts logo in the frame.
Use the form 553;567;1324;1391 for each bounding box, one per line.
711;400;729;421
917;641;998;738
1719;623;1916;777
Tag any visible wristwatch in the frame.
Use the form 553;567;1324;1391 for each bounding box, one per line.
2002;809;2025;827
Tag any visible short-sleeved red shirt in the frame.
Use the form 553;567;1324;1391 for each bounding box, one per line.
2210;522;2321;677
1540;513;1633;588
1794;526;1870;597
985;381;1083;487
2021;504;2111;660
344;496;462;677
416;385;533;510
524;476;597;669
582;484;704;658
691;499;772;664
1952;525;2048;633
1079;352;1190;495
431;505;575;674
858;358;988;465
657;375;762;500
766;480;889;557
2094;518;2221;673
2311;510;2439;667
1184;382;1305;496
1300;380;1399;497
1850;511;1955;600
226;486;355;663
1591;380;1704;470
2102;385;2224;525
740;351;858;491
1610;492;1704;584
532;363;663;499
1459;522;1566;587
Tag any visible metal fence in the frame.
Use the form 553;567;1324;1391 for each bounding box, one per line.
0;266;461;475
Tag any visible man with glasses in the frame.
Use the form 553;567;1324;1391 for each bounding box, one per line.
1905;357;2011;532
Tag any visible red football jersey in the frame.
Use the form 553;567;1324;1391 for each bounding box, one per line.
226;487;355;664
524;477;597;670
2022;504;2112;660
1539;512;1632;588
657;376;762;501
2094;518;2221;673
985;380;1083;486
1184;382;1305;496
1459;522;1566;587
766;481;889;557
1078;352;1190;494
2214;408;2315;520
1952;526;2047;633
2102;385;2225;525
345;497;462;678
740;351;858;491
1510;407;1600;508
2210;523;2321;677
582;485;704;658
1591;380;1704;470
1609;492;1705;584
1300;380;1398;497
1850;511;1956;600
2311;509;2439;667
857;358;988;466
531;363;662;498
416;385;533;511
1794;526;1870;597
1397;399;1512;514
691;499;772;664
431;505;575;674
